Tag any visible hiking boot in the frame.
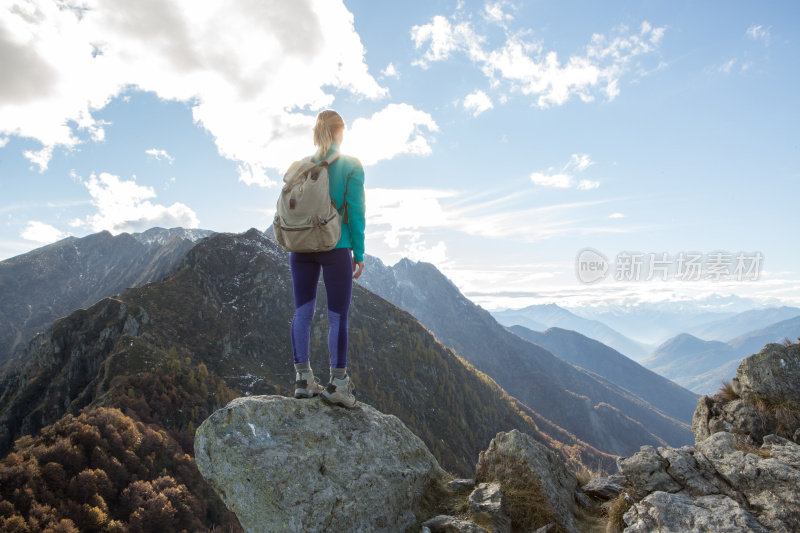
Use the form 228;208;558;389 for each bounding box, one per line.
294;370;324;399
321;375;356;408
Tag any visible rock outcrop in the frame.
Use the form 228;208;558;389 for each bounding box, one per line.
613;343;800;532
693;343;800;443
475;429;578;533
194;395;445;533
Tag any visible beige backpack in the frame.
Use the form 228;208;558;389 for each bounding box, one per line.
273;153;342;253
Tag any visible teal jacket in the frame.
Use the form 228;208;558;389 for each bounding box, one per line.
313;143;366;262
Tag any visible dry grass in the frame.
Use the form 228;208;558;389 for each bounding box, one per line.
731;435;772;459
717;380;740;401
603;493;632;533
749;393;800;438
574;505;609;533
573;464;601;487
502;484;568;533
407;476;460;532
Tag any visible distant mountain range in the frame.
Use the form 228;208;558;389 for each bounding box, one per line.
357;256;693;456
508;325;698;424
565;304;732;346
0;227;213;364
492;304;652;360
492;299;800;395
643;314;800;394
680;305;800;341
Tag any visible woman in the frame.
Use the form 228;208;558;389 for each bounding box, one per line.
290;110;365;408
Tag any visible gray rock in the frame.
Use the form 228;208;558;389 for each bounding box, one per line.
617;445;681;498
659;445;737;501
765;436;800;469
692;395;767;444
619;346;800;533
734;343;800;407
194;395;445;533
694;343;800;444
533;524;555;533
475;429;577;533
574;491;592;509
422;515;488;533
624;492;769;533
449;478;475;492
695;432;800;533
468;482;510;533
580;476;624;500
794;427;800;443
607;473;627;486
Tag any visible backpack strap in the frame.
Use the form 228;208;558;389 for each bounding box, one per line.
320;153;350;223
322;152;341;167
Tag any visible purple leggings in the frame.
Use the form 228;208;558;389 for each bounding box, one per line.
290;247;353;369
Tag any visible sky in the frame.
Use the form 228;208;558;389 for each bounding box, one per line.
1;0;799;311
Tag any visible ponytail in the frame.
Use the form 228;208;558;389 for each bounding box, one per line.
313;110;345;159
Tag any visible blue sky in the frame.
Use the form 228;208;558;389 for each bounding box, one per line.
1;0;799;310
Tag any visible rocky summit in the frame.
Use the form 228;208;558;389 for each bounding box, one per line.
599;342;800;533
194;395;445;533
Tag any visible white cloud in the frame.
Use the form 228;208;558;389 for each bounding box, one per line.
567;153;594;172
463;90;494;116
411;15;486;68
746;25;770;44
367;187;618;252
413;13;664;107
381;62;400;78
23;146;53;172
609;212;625;219
530;153;599;189
145;148;174;164
530;172;572;188
367;188;457;242
72;172;199;233
20;221;68;243
718;58;737;74
0;136;8;148
0;0;392;179
483;1;515;26
346;104;439;166
576;179;600;190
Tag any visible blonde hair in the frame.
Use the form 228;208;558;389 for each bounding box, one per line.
313;110;345;159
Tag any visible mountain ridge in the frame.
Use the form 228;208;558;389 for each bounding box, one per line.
0;227;214;365
356;254;693;456
508;325;698;424
492;303;651;360
643;315;800;394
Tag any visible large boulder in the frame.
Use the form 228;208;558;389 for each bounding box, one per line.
475;429;578;533
734;343;800;407
693;343;800;444
468;482;510;533
618;432;800;532
194;395;446;533
610;345;800;532
624;492;769;533
692;395;767;443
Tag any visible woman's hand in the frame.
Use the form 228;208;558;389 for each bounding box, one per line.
352;260;364;280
